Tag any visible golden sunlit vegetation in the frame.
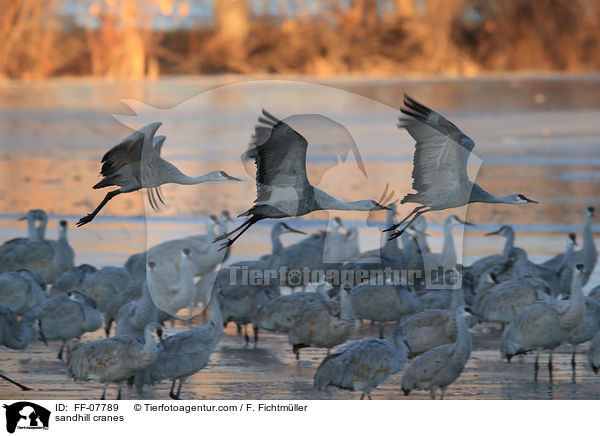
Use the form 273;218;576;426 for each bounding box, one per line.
1;0;600;80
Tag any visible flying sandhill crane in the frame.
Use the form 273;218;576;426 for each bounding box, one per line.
401;306;473;399
501;264;586;382
385;95;537;239
214;110;392;248
134;287;223;399
0;305;46;390
76;123;240;226
0;220;74;284
314;324;409;400
35;291;102;360
67;322;166;400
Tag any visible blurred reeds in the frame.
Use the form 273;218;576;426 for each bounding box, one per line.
1;0;599;80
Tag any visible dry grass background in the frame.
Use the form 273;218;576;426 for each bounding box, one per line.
1;0;600;80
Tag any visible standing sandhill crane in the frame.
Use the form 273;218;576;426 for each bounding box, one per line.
10;209;48;243
464;225;517;284
76;122;240;226
474;276;551;327
115;262;161;339
218;283;270;347
566;297;600;380
587;331;600;374
0;270;47;316
543;206;597;284
349;281;421;339
385;95;537;239
214;110;391;249
501;264;586;382
134;287;223;399
403;287;467;358
81;266;133;327
50;264;97;297
401;306;473;399
314;324;409;400
67;322;165;400
0;305;46;390
0;220;74;284
255;279;332;334
35;291;102;360
288;287;355;360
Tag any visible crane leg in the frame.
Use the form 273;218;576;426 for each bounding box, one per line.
218;217;260;251
548;351;554;382
244;325;250;346
430;387;437;400
360;392;365;400
388;208;432;240
169;380;177;399
384;206;425;232
0;372;31;391
176;379;184;399
117;382;122;400
253;325;259;348
534;351;540;383
101;383;108;400
57;341;65;360
571;345;577;382
236;323;242;336
77;189;122;226
440;386;447;400
378;323;385;339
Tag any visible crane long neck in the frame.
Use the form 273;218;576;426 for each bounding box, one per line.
503;229;515;257
207;290;224;346
390;331;408;372
340;292;355;321
471;184;515;204
582;214;597;271
135;281;158;329
37;217;47;240
170;171;219;186
26;217;39;242
450;313;472;365
141;328;160;364
441;221;457;268
271;227;284;255
560;273;584;330
446;288;464;333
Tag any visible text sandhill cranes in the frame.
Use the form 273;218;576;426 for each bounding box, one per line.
214;110;391;249
386;95;537;239
314;325;408;399
76;122;240;226
67;322;166;400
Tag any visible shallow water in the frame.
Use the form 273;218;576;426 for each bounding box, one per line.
0;75;599;399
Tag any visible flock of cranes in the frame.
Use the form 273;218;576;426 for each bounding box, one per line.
0;95;598;400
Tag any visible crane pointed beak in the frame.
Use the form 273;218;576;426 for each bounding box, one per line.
484;229;501;236
17;216;27;221
526;198;538;204
225;174;242;181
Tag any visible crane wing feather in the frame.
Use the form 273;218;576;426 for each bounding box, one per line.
399;95;474;193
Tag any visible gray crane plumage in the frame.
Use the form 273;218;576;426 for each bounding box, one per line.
386;95;537;239
587;331;600;374
288;287;355;359
403;287;466;358
500;264;586;382
401;306;473;399
77;123;240;226
50;264;98;298
0;220;74;284
35;291;102;360
0;305;46;390
543;206;597;284
314;324;408;399
67;322;165;400
349;282;421;339
0;270;47;316
81;266;133;325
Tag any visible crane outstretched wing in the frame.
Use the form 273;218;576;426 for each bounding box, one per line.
242;110;311;203
399;95;475;193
